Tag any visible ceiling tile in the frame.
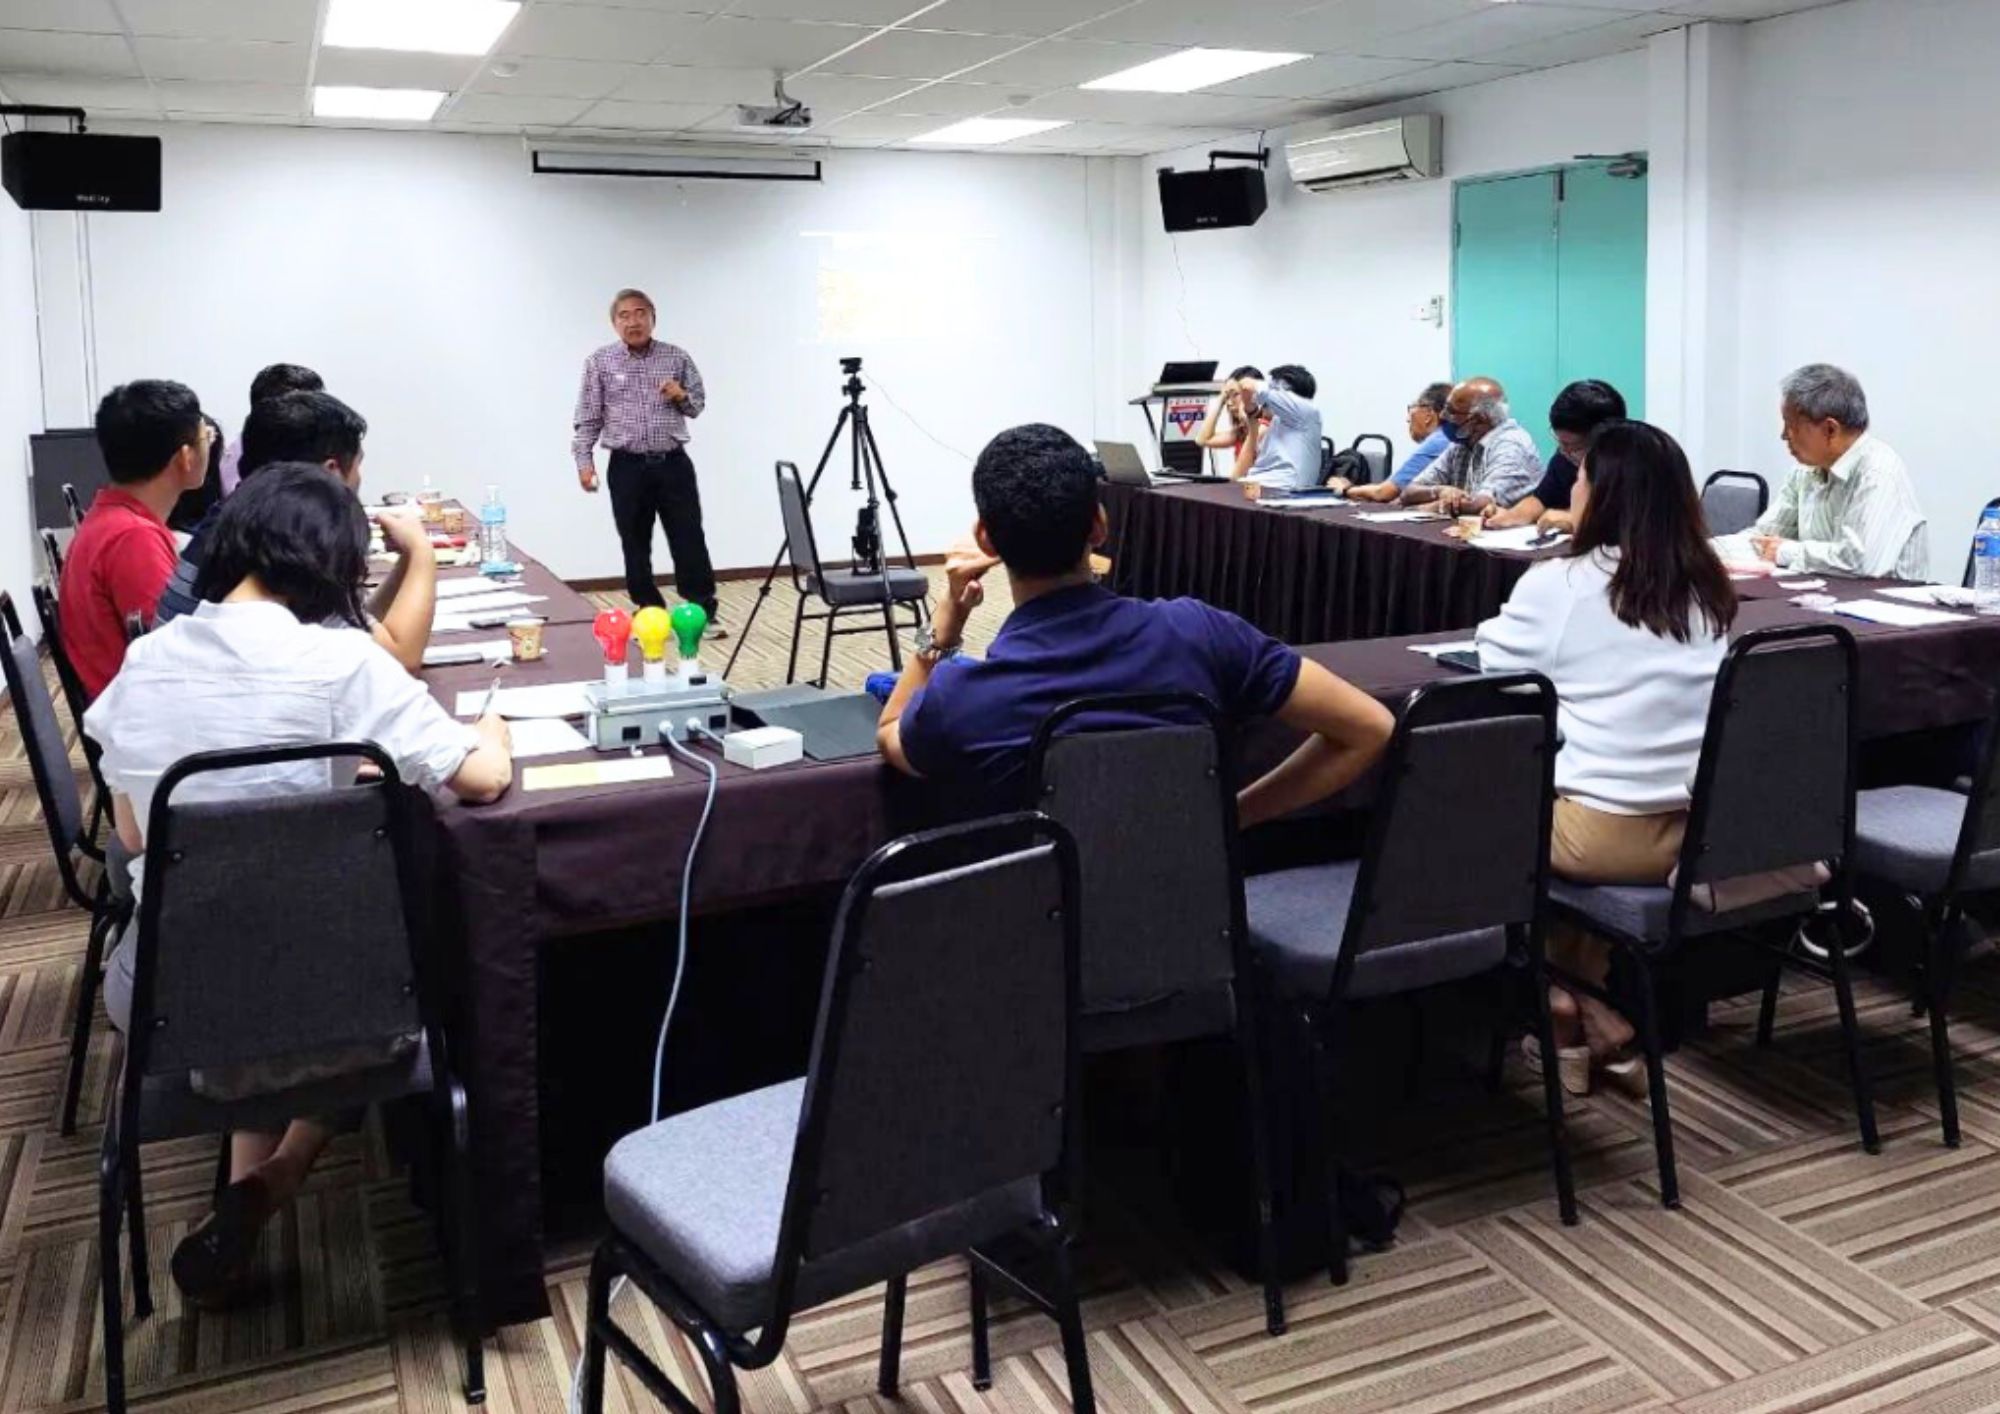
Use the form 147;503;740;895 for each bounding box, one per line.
655;16;870;69
1329;58;1528;103
950;37;1181;89
921;0;1140;39
808;111;940;142
441;92;593;127
118;0;318;43
1276;0;1493;51
1010;86;1271;127
610;62;782;105
500;6;710;63
572;97;727;130
0;71;157;110
1481;12;1687;69
713;0;928;20
469;58;638;99
815;26;1021;78
864;79;1015;117
0;0;121;31
1205;52;1431;99
1071;0;1484;51
132;36;308;83
1361;2;1640;62
1660;0;1846;17
313;48;482;90
155;79;304;115
783;70;930;111
0;28;140;76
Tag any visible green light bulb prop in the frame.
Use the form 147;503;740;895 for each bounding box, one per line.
671;602;707;671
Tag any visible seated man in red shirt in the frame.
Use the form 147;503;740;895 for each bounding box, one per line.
59;380;212;699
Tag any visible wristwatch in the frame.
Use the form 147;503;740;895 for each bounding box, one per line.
914;625;961;665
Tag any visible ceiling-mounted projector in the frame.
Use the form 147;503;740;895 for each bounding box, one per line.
736;74;812;131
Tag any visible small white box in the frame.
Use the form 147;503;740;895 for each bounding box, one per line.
724;725;804;770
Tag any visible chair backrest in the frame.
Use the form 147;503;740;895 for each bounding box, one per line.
1701;470;1769;537
39;529;63;584
1319;437;1336;482
1960;495;2000;590
773;814;1079;1320
1943;693;2000;896
32;582;95;747
1350;434;1393;485
774;460;826;590
124;744;427;1086
0;594;90;905
61;482;84;528
1333;675;1556;1000
1677;625;1856;902
1029;695;1240;1020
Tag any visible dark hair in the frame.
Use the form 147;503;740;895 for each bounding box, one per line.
1549;379;1627;436
193;462;371;629
1229;364;1264;381
168;412;227;533
972;424;1099;578
1415;382;1452;415
248;362;323;406
93;380;203;484
240;390;367;479
1570;420;1736;643
1268;364;1316;401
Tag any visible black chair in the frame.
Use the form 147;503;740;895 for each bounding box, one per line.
41;527;65;584
32;581;111;860
1851;695;2000;1147
63;481;85;527
1245;674;1576;1284
1350;434;1394;485
0;593;127;1136
1025;694;1286;1334
99;745;485;1413
1701;470;1769;537
580;814;1093;1414
775;460;929;687
1960;496;2000;589
1549;625;1870;1209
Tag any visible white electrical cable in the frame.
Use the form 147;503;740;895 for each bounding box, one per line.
568;722;722;1414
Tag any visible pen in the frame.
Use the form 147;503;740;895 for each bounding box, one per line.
476;677;500;720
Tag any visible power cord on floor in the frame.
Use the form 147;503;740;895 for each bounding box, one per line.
567;722;722;1414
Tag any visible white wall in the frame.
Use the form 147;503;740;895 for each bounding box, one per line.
1726;0;1997;578
67;123;1109;579
1123;48;1652;465
0;112;46;633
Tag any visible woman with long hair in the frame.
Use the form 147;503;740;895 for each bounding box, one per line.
1477;420;1737;1094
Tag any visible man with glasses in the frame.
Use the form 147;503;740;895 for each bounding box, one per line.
1484;380;1628;531
58;380;213;698
1334;381;1452;501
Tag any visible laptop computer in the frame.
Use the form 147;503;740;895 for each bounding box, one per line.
1095;439;1226;487
1157;360;1218;386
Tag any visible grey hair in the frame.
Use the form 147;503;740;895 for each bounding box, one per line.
1471;393;1509;423
1781;363;1869;430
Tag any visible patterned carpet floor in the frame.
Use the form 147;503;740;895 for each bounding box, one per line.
6;572;2000;1412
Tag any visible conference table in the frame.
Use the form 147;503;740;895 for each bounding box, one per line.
421;521;2000;1330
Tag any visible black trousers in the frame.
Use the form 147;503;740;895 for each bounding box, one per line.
605;448;717;616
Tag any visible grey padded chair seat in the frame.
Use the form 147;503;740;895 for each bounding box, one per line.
604;1078;1041;1335
1245;860;1507;1000
1854;785;2000;896
1548;878;1819;943
812;566;930;606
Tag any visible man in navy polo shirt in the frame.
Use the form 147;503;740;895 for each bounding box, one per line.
877;423;1393;815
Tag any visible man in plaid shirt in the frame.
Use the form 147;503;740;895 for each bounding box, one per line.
573;287;722;632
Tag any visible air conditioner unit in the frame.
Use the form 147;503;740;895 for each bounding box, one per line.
1285;114;1441;193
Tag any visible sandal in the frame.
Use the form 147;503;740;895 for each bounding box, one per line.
1596;1053;1652;1099
1521;1036;1592;1097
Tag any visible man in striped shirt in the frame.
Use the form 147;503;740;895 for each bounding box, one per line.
572;288;721;631
1744;364;1928;581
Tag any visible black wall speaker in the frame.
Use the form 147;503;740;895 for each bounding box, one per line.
1158;166;1267;232
2;131;161;211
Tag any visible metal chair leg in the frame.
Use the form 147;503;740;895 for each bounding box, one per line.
817;607;837;689
1629;959;1680;1208
1755;961;1782;1047
1304;1008;1349;1286
691;1323;742;1414
878;598;903;673
1050;1239;1096;1414
579;1242;614;1414
125;1161;152;1319
99;1152;128;1414
212;1131;232;1203
1928;910;1961;1149
877;1274;907;1397
61;895;114;1136
785;595;806;685
1825;928;1880;1154
1529;955;1578;1226
968;1262;993;1390
442;1081;486;1404
1234;1001;1287;1336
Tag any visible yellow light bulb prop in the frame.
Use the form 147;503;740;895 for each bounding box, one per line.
632;605;672;684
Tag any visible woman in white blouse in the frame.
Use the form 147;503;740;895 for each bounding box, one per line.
86;462;513;1310
1476;421;1737;1094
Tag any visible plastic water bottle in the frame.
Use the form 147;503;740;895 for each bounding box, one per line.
478;485;509;569
1977;510;2000;616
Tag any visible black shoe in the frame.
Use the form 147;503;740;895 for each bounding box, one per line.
171;1175;272;1310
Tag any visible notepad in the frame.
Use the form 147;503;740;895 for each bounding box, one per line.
433;590;544;619
1831;599;1971;628
422;639;509;666
523;756;675;791
435;576;525;599
1880;584;1977;609
507;719;590;759
453;682;594;719
1469;525;1567;552
1357;510;1446;524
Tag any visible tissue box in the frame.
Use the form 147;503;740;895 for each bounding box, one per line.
723;725;804;770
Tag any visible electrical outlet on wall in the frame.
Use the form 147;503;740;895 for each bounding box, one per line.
1414;296;1444;328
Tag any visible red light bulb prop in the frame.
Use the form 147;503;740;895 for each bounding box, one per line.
593;609;632;685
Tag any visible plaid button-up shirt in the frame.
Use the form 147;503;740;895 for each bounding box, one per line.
571;339;706;470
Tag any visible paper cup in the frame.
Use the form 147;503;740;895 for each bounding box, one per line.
507;618;546;662
1456;514;1484;540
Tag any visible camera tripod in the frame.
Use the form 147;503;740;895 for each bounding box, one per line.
724;358;927;683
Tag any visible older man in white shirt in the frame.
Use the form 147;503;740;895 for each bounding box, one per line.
1737;364;1928;580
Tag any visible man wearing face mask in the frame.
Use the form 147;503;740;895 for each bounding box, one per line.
1400;376;1544;515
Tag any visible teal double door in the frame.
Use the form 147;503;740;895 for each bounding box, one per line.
1451;163;1648;460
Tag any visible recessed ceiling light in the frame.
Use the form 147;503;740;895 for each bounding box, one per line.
1081;47;1310;94
910;118;1071;146
323;0;521;56
313;86;447;121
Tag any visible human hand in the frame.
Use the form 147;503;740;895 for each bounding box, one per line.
1752;535;1781;564
478;712;513;753
1327;477;1353;494
578;464;599;493
375;504;428;554
935;536;1001;642
660;378;687;403
1538;509;1576;535
1434;487;1465;516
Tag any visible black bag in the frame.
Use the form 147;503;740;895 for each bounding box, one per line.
1337;1168;1407;1250
1323;448;1371;487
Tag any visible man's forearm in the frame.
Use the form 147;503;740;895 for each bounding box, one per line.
375;544;437;673
1237;736;1379;830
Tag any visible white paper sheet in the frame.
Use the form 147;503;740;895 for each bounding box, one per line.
1357;510;1446;524
1469;525;1567;552
523;756;675;791
422;639;510;666
1410;640;1478;658
435;576;526;599
1776;578;1827;591
453;681;595;719
506;718;590;759
1831;599;1972;628
432;590;545;619
1879;584;1977;608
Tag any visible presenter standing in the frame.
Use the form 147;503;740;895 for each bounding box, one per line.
572;287;722;634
